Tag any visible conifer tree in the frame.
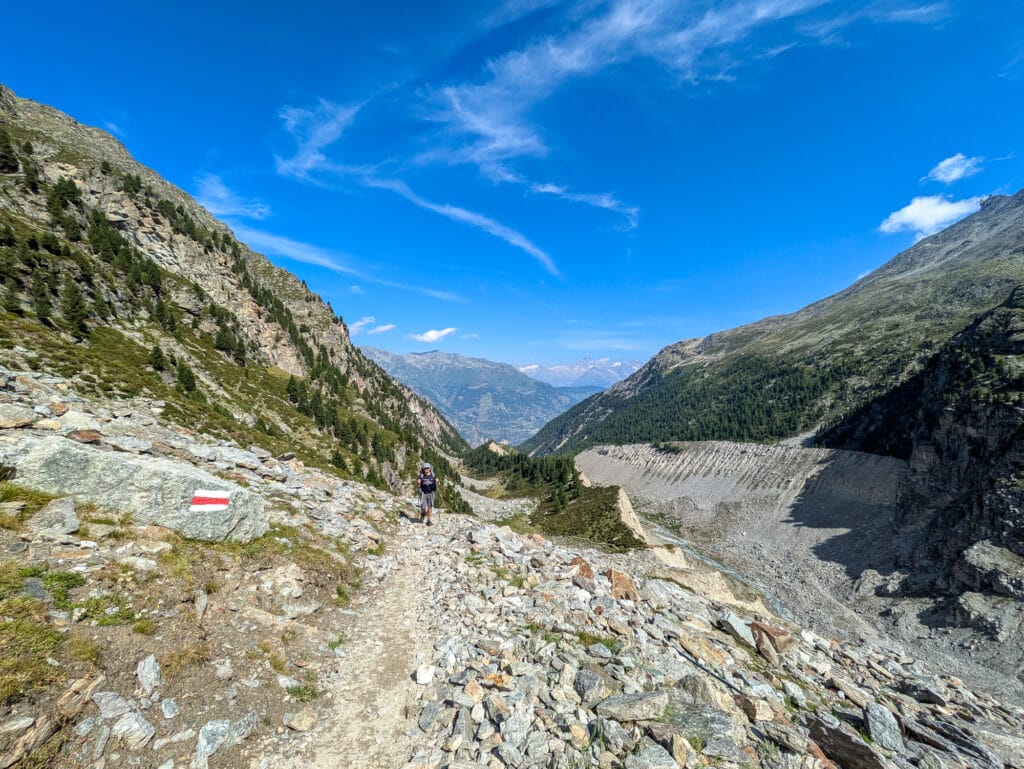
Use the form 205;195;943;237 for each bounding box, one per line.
176;362;197;392
148;345;167;371
60;277;88;335
2;282;20;315
0;129;18;174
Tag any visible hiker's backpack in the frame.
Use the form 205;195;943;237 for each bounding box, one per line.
419;472;437;493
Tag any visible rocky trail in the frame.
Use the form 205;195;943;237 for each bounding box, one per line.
1;365;1023;769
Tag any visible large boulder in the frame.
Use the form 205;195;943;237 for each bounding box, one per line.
12;437;266;541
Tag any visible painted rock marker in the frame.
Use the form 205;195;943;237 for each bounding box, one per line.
190;490;231;513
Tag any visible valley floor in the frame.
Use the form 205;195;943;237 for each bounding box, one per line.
576;443;1024;706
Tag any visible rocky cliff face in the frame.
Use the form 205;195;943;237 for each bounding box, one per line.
0;82;463;487
824;286;1024;639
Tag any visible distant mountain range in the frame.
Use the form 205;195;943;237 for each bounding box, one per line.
523;191;1024;455
360;348;601;446
517;357;644;387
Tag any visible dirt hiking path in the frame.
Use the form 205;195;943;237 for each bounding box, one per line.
282;518;437;769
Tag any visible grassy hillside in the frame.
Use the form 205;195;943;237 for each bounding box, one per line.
0;87;466;490
523;192;1024;455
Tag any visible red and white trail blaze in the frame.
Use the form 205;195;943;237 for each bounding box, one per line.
189;489;231;513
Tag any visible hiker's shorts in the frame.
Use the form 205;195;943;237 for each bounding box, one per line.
420;491;436;513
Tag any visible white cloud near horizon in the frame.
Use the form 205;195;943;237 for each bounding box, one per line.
104;121;126;138
878;194;981;239
365;177;560;275
196;174;271;219
367;323;396;334
923;153;984;184
229;222;461;301
411;327;457;343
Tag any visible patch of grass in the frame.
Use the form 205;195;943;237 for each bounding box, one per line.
132;617;157;635
366;539;386;557
65;633;101;665
286;673;320;701
576;630;622;654
162;642;212;677
75;592;136;626
269;654;287;674
280;628;298;646
526;622;560;645
0;482;59;525
0;588;64;705
688;735;705;753
531;485;644;553
40;570;86;608
327;633;349;650
464;553;485;566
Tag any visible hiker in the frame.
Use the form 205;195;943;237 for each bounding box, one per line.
417;462;438;526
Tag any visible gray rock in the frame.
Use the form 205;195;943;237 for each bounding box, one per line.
0;716;35;735
501;706;533;750
111;710;155;750
21;577;52;603
0;404;36;428
595;691;668;722
624;737;677;769
13;437;267;541
574;668;606;703
192;719;231;769
106;436;153;454
899;676;948;705
663;704;742;761
226;710;259;746
59;410;101;432
954;540;1024;598
161;699;180;720
808;713;891;769
864;702;902;751
93;691;134;720
136;654;161;697
716;612;756;648
26;496;79;534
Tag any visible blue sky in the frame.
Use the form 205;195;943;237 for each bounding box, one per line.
4;1;1023;366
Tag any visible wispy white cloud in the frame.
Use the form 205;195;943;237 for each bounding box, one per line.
411;327;457;343
350;316;376;335
367;323;396;334
461;332;479;339
530;182;639;229
365;177;560;275
432;0;831;180
803;2;950;43
275;99;363;180
349;285;364;294
230;223;460;300
104;121;126;138
923;153;984;184
878;194;981;239
196;174;271;219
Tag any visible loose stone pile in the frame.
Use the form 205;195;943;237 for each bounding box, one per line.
399;517;1024;769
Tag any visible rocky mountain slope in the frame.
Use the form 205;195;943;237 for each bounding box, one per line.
518;358;644;389
523;194;1024;455
2;365;1023;769
0;82;465;494
361;348;600;446
821;285;1024;648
